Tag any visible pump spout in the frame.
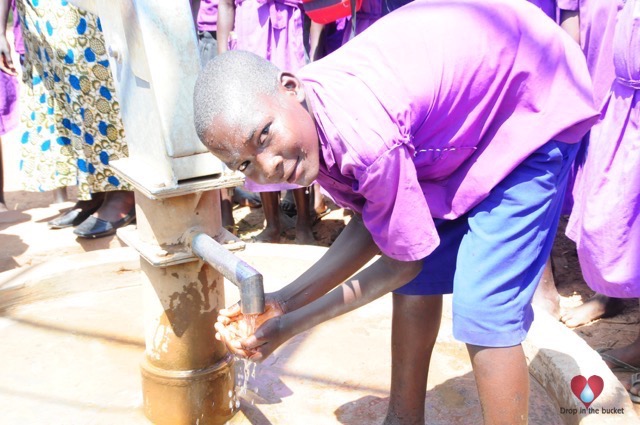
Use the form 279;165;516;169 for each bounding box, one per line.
188;231;265;315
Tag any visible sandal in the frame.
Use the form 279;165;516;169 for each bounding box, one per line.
597;348;640;373
629;373;640;403
313;206;332;224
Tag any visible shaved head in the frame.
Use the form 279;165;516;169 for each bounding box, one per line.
193;50;282;146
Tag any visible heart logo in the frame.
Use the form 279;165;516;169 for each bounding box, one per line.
571;375;604;408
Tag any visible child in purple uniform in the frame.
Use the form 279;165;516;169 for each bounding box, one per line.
564;0;640;394
555;0;628;328
194;0;597;422
0;0;22;211
217;0;315;244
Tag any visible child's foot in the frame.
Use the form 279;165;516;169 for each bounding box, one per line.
0;201;7;213
253;226;282;243
560;294;623;328
295;226;316;245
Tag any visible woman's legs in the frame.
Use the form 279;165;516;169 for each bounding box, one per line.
93;190;135;221
73;190;136;238
385;293;442;425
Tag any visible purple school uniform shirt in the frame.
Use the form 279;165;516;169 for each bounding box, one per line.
298;0;598;262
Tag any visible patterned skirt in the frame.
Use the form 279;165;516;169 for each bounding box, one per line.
16;0;131;199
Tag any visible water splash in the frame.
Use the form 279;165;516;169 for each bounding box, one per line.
580;384;595;403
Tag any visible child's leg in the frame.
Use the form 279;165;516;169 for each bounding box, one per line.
452;140;579;424
0;138;6;211
467;344;529;425
386;293;442;425
220;189;235;233
292;187;315;244
255;191;282;242
312;182;329;215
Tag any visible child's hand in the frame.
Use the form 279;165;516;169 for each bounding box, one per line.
237;315;294;362
214;293;286;358
0;36;17;76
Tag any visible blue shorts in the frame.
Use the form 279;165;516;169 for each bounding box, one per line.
394;140;579;347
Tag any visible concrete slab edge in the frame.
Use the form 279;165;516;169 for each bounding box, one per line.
523;307;639;424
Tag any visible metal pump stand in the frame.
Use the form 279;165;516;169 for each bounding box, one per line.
70;1;264;423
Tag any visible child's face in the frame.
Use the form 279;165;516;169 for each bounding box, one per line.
203;74;320;187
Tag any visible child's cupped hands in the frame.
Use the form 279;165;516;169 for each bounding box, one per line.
215;292;290;361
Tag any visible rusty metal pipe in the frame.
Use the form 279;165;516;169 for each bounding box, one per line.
188;231;265;315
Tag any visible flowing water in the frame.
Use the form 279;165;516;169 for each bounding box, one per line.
230;313;260;412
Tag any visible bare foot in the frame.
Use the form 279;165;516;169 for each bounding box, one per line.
560;293;624;328
532;259;560;319
253;225;281;243
295;227;316;245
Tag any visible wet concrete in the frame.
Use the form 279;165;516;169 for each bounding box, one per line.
0;244;570;424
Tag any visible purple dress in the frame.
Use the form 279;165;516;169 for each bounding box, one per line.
231;0;306;191
556;0;622;214
198;0;218;32
557;0;623;109
299;0;597;261
566;0;640;298
0;0;23;136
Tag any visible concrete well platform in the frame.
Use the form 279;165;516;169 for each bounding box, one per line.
0;244;637;424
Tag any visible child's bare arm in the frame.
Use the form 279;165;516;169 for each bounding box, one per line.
276;214;382;313
0;0;15;76
217;0;235;55
308;22;326;62
242;252;422;360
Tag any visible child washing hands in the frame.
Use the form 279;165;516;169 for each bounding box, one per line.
196;0;598;422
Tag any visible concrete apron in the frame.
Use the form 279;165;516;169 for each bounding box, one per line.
0;244;636;424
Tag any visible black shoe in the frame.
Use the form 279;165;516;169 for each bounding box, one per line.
73;209;136;239
48;203;102;229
